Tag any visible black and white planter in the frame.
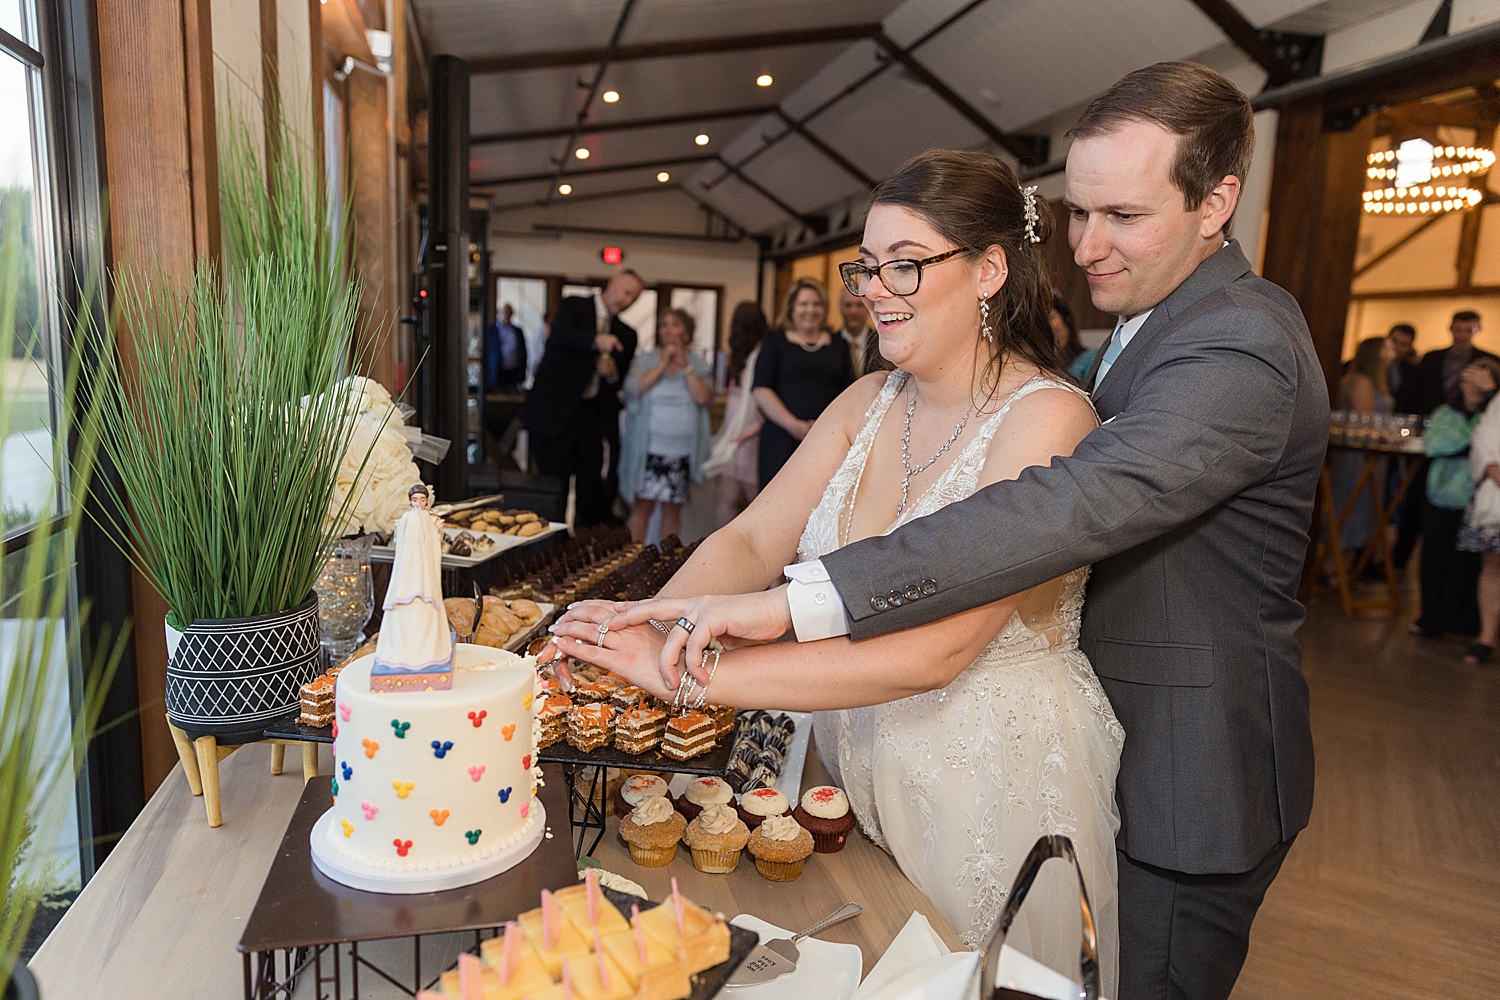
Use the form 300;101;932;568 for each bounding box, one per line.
6;962;39;1000
164;592;322;746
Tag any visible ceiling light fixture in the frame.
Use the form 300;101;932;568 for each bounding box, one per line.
602;90;620;103
558;184;573;195
574;147;590;160
756;74;773;88
694;134;710;146
656;172;670;182
1363;139;1492;216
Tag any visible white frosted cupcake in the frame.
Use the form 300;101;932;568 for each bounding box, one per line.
735;787;789;830
677;775;733;822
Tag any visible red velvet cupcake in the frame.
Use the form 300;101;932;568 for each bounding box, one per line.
735;787;789;830
676;775;733;822
612;772;669;819
793;785;856;853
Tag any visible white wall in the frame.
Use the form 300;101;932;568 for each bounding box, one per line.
211;0;264;141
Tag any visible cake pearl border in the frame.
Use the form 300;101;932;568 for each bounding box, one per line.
309;800;546;894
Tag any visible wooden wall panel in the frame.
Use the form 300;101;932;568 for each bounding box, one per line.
348;69;397;389
1262;98;1372;401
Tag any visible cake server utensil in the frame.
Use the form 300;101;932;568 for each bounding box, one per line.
464;582;484;643
725;901;862;987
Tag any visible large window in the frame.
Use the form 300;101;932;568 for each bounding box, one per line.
2;3;87;957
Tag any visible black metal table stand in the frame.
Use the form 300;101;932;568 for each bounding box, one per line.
560;763;609;858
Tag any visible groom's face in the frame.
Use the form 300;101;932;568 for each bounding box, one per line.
1065;120;1238;317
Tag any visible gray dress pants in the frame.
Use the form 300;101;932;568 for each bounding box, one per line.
1116;838;1295;1000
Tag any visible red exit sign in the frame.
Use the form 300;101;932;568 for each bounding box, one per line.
600;246;624;265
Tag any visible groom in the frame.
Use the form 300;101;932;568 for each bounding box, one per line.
779;63;1326;999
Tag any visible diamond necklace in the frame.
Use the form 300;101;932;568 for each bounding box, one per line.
898;377;982;517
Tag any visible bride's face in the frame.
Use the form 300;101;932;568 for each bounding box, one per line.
856;204;1005;376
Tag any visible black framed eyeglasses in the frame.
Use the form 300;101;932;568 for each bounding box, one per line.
838;248;964;297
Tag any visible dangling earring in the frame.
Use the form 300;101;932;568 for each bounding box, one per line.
979;293;994;343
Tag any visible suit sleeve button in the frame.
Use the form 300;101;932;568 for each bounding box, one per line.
871;595;888;611
904;584;921;601
888;590;904;607
921;579;938;595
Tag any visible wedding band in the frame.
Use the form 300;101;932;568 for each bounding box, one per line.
648;620;671;635
676;617;695;635
596;623;609;647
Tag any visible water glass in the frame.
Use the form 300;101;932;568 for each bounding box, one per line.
315;535;375;667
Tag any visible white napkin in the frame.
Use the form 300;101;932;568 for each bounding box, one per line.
856;912;979;1000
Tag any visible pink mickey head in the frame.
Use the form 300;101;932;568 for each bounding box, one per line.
361;801;378;820
468;765;485;782
519;801;530;820
338;702;351;722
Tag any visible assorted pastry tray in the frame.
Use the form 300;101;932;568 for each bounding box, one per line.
370;523;568;568
598;885;758;1000
536;726;737;778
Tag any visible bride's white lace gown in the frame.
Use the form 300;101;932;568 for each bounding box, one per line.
800;371;1125;991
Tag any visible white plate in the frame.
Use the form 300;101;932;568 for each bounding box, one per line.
370;522;567;567
725;914;862;999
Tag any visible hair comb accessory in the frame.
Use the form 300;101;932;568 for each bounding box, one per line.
1022;185;1042;244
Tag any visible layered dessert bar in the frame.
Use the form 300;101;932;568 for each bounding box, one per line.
538;693;571;748
661;711;716;761
614;705;667;755
298;675;335;727
568;703;615;752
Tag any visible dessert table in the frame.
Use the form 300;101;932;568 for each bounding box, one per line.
29;737;959;998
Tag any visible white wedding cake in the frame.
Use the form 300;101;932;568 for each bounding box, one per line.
310;643;547;893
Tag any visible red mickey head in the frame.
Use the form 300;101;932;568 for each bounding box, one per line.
522;754;531;769
468;710;487;728
393;838;413;857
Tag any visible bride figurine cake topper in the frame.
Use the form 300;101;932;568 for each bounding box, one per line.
370;484;454;692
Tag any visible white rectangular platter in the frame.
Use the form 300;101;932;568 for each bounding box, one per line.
369;522;568;568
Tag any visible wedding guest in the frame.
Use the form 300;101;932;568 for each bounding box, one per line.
1411;311;1495;416
1412;358;1500;639
520;271;641;527
1458;370;1500;664
835;283;874;377
620;308;712;543
486;303;528;392
709;303;768;528
1050;294;1096;383
753;277;855;489
1387;323;1420;413
1328;337;1394;557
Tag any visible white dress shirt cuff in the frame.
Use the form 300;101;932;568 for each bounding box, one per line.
783;559;851;642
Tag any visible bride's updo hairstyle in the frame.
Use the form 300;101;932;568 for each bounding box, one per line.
869;149;1062;383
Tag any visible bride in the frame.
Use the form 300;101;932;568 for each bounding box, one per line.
546;149;1124;991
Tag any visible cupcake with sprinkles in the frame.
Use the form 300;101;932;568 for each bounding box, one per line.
675;775;732;822
735;786;788;830
793;785;856;853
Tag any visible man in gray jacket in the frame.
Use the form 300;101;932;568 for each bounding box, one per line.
651;62;1325;1000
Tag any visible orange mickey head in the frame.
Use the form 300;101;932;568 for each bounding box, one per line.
362;738;379;759
430;808;450;826
502;723;516;741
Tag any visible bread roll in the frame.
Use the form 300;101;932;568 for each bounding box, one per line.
509;598;542;623
444;597;480;631
474;624;510;648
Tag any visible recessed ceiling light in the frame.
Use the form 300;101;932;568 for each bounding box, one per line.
695;134;710;146
602;90;620;103
574;147;590;160
657;172;670;182
756;74;773;88
558;183;572;195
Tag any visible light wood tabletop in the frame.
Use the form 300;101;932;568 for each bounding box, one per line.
30;736;957;998
592;738;963;974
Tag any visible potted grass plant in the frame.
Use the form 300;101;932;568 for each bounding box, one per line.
77;98;380;747
0;197;127;997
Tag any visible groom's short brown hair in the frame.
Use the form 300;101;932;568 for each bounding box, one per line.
1069;61;1254;213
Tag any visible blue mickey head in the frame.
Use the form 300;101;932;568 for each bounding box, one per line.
498;787;512;804
340;761;352;781
431;740;454;759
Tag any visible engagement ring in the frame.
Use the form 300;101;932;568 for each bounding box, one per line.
596;623;609;647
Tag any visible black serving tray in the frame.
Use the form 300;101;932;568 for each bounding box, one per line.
598;885;757;999
537;728;734;777
262;710;335;744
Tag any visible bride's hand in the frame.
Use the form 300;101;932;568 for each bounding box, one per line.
544;619;678;701
555;588;792;691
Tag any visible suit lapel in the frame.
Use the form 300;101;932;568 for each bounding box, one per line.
1088;241;1254;415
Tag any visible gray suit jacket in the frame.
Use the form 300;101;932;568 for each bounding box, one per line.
821;242;1326;875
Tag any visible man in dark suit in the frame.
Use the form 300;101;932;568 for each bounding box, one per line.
1409;310;1493;417
637;63;1321;1000
519;271;641;526
1386;322;1420;415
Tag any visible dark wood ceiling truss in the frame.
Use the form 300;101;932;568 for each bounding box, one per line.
542;0;639;206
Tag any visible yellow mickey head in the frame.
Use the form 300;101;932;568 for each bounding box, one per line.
340;818;354;838
523;693;533;710
392;780;415;799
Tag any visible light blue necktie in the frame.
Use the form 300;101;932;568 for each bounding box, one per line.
1093;320;1126;388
